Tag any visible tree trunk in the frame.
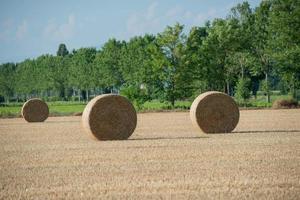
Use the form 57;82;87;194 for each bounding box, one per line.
86;89;89;101
292;81;297;99
226;81;230;96
78;89;81;102
171;79;175;108
171;91;175;108
293;89;296;99
265;73;270;103
241;66;244;79
59;86;65;100
73;88;76;100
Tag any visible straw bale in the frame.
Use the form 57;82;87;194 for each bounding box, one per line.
190;91;239;133
22;98;49;122
82;94;137;140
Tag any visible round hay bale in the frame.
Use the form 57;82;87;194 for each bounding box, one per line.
190;91;239;133
21;98;49;122
82;94;137;140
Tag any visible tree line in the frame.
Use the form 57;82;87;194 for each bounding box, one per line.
0;0;299;107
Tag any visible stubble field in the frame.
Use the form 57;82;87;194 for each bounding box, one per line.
0;109;300;199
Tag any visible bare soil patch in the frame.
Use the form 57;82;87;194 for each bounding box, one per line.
1;109;300;199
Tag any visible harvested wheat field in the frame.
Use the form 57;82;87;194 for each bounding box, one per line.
0;109;300;199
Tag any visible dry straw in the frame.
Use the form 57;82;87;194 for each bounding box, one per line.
21;98;49;122
190;91;239;133
82;94;137;140
272;99;298;109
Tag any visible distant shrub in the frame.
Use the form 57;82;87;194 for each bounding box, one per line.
235;77;251;104
272;99;298;109
0;110;20;118
46;96;62;102
73;112;82;116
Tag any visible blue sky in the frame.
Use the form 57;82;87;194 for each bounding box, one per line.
0;0;261;64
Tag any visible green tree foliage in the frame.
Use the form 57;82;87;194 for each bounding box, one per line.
70;48;97;100
119;35;158;105
268;0;300;99
15;59;41;97
94;39;123;92
184;25;208;95
49;56;71;100
0;63;16;102
1;0;299;106
235;77;251;105
155;22;187;106
253;0;273;103
57;43;69;57
201;18;243;93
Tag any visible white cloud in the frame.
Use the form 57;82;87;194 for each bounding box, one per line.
165;5;219;26
126;14;140;35
184;11;193;20
126;2;160;36
146;2;158;20
166;5;183;18
0;26;10;41
0;19;12;41
2;18;14;29
166;6;218;26
193;9;217;25
16;20;28;40
0;19;29;41
44;14;76;40
124;3;224;38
